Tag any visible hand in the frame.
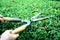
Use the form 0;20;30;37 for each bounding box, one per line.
0;30;19;40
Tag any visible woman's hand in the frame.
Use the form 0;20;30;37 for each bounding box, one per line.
0;30;19;40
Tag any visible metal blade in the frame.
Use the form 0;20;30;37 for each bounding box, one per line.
31;13;41;19
31;15;54;22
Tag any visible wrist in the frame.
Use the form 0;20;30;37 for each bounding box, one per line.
0;37;7;40
0;36;8;40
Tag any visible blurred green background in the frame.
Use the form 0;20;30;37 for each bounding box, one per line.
0;0;60;40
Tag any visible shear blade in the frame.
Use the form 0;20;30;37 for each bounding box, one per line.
31;16;53;22
31;13;41;19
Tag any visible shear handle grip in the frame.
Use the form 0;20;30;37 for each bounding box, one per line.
3;17;21;22
11;25;27;34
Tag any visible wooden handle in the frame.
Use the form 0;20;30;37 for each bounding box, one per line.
3;17;13;21
11;24;27;34
3;17;21;22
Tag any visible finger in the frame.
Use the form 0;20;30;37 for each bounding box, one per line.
0;14;3;18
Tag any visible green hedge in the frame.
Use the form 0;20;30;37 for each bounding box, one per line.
0;0;60;40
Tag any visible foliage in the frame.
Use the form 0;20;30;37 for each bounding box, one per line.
0;0;60;40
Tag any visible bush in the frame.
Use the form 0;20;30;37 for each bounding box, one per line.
0;0;60;40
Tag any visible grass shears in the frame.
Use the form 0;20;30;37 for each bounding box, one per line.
0;13;53;34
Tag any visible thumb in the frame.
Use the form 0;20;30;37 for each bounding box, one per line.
11;34;19;39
